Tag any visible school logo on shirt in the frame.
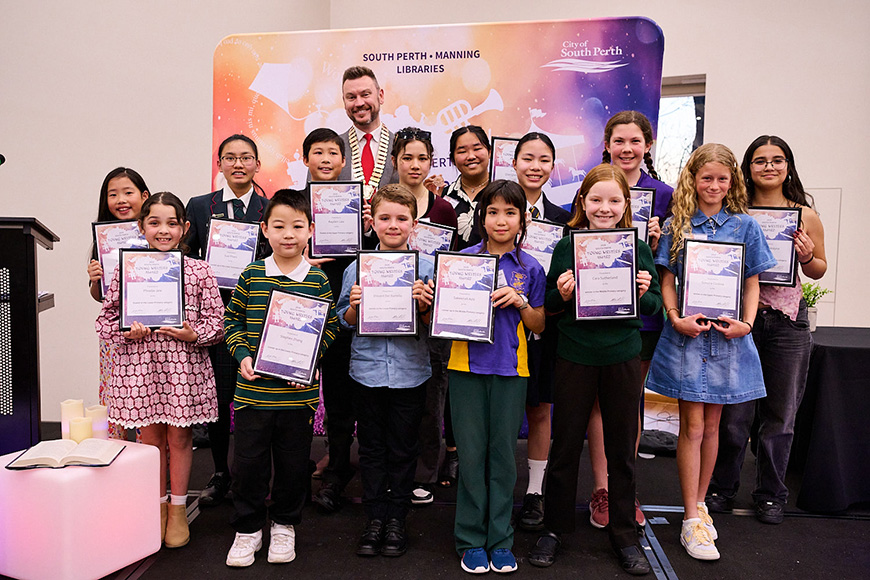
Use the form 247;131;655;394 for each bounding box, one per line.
511;271;528;294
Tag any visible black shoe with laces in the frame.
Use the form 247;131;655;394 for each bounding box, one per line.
198;472;231;507
755;500;785;524
380;518;408;557
517;492;545;531
705;492;734;514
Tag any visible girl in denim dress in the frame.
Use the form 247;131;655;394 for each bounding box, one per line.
646;144;776;561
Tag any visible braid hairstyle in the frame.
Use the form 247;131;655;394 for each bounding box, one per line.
667;143;748;265
602;111;660;180
740;135;813;208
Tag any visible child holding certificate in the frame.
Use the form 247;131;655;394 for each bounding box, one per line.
448;180;546;574
645;144;775;561
87;167;151;440
337;184;435;558
223;189;339;567
527;164;660;576
95;192;225;549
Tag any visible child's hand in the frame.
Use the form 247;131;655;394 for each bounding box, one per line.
556;269;575;301
671;313;711;338
647;217;662;252
349;284;362;310
303;244;335;268
491;285;524;309
793;228;815;264
87;259;104;282
711;316;752;339
240;357;261;381
362;200;373;233
157;321;198;342
636;270;652;298
423;174;446;196
123;321;152;340
286;380;307;389
413;278;434;308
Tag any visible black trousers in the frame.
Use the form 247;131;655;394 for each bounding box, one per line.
357;381;426;521
319;330;358;490
544;356;642;548
207;342;237;474
230;406;314;533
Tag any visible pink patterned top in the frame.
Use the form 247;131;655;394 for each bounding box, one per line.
759;273;802;321
95;258;225;428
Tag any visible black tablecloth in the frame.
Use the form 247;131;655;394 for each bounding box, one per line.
791;326;870;512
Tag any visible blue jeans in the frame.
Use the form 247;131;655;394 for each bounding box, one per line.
710;300;812;504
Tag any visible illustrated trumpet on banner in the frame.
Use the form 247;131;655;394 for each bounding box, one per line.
436;89;503;132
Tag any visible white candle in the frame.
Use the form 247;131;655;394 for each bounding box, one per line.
69;416;93;443
85;405;109;440
60;399;84;440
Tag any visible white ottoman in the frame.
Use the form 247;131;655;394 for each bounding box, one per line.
0;440;161;580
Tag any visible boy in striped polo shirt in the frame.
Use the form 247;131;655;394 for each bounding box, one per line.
224;189;340;567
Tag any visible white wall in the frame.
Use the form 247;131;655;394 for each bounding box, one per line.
1;1;865;419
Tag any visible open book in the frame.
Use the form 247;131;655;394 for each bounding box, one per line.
5;438;125;470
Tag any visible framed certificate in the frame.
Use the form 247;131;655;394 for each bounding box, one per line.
92;220;149;299
408;221;456;256
489;136;520;183
430;252;498;343
629;187;656;244
520;219;566;273
252;288;331;385
680;239;745;321
748;206;802;287
309;181;363;258
572;228;639;320
205;219;260;289
356;251;419;336
119;249;184;331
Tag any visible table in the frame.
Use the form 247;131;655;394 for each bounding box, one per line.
791;326;870;512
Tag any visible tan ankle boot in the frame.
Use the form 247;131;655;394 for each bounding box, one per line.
160;502;169;542
164;504;190;548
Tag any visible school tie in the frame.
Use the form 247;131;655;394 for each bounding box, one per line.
361;133;374;183
232;199;245;220
530;206;541;219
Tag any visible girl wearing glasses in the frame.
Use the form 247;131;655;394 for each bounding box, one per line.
708;136;826;524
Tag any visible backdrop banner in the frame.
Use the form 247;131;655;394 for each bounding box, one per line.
213;17;664;206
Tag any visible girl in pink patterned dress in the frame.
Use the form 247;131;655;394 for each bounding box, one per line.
96;192;224;548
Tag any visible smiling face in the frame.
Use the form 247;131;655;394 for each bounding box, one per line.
218;139;260;195
581;180;628;230
342;76;383;132
513;139;553;195
372;200;416;250
106;176;148;220
452;131;490;181
260;204;313;261
695;162;732;215
395;140;431;189
605;122;651;178
483;195;522;250
140;203;189;251
749;143;788;191
305;141;345;181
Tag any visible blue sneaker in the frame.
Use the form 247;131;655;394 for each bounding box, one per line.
490;548;518;573
461;547;490;574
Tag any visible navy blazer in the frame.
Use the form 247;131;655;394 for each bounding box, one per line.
184;189;271;261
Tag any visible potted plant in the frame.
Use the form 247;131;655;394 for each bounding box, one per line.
802;282;832;332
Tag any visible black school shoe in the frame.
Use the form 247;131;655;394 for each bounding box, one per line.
528;531;560;567
198;472;231;507
313;483;342;514
380;518;408;557
356;519;384;556
705;492;734;514
755;500;785;524
517;493;545;531
612;542;651;576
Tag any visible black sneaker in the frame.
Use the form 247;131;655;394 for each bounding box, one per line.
755;500;785;524
198;472;231;507
528;531;560;568
411;483;434;505
705;492;734;514
517;492;545;531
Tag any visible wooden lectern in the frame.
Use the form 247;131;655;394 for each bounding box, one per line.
0;217;58;455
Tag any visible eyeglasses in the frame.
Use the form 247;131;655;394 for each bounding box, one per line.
397;128;432;141
220;155;257;166
750;157;788;170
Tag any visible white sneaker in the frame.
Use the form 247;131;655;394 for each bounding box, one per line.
226;530;263;567
680;518;720;560
412;484;434;505
267;523;296;564
697;502;718;540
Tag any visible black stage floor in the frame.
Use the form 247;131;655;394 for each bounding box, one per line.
89;433;870;580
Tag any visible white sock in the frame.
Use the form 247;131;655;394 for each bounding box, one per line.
526;459;548;495
170;494;187;506
160;495;169;504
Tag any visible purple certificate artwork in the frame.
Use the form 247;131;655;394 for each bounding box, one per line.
430;253;497;343
520;220;565;273
408;221;455;256
748;207;801;286
572;229;638;320
489;137;519;183
92;220;149;298
357;252;418;336
253;290;330;385
629;187;655;243
310;182;362;257
681;240;745;321
120;250;184;330
205;219;260;289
